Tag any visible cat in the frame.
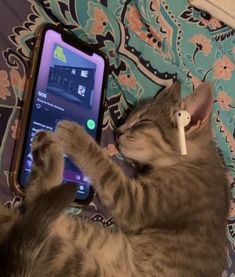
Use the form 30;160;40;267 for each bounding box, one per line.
0;81;230;277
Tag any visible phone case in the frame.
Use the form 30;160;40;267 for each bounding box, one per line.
9;24;109;204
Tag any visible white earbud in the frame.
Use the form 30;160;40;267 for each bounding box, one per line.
174;110;191;156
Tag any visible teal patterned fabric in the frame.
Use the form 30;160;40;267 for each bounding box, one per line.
0;0;234;275
41;0;235;177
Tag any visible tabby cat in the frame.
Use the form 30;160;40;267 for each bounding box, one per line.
0;82;230;277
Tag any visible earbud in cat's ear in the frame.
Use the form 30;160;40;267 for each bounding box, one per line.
174;110;191;156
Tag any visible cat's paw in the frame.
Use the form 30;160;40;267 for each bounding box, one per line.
28;131;64;190
55;120;87;155
32;131;56;151
31;131;63;172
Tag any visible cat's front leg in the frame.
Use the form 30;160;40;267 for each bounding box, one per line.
54;121;121;189
55;121;150;231
25;131;64;201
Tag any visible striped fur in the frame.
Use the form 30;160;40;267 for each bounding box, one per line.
0;82;230;276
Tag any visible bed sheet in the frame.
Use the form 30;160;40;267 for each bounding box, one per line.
0;0;234;275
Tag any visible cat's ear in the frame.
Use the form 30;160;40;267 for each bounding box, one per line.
180;82;213;134
170;81;181;103
154;81;181;103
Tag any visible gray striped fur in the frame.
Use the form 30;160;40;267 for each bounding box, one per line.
0;82;230;276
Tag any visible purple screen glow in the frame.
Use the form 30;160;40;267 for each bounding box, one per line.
20;29;105;200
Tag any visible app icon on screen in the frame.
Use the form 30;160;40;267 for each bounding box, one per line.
87;119;96;130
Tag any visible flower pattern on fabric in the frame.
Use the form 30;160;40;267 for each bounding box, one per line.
118;74;137;89
218;118;235;159
11;119;19;140
10;69;25;99
201;17;222;30
217;91;234;111
0;70;11;100
189;34;212;56
90;7;108;35
150;0;160;13
126;5;142;32
104;144;119;157
214;56;235;80
126;5;163;54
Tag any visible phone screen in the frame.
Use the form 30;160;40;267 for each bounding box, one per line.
19;29;106;202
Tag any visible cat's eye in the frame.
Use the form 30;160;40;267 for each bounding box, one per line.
134;119;152;127
129;118;151;129
139;119;151;123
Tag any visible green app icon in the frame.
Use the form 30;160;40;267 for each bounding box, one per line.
87;119;96;130
54;46;67;63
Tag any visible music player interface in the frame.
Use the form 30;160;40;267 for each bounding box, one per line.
20;30;104;200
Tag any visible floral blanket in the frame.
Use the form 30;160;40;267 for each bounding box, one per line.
0;0;234;275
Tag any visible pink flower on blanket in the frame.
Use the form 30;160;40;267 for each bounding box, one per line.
0;70;11;100
217;91;233;110
11;119;20;140
189;34;212;56
91;7;108;35
104;144;119;157
201;17;222;30
214;55;235;80
10;69;25;94
209;18;222;29
118;74;137;89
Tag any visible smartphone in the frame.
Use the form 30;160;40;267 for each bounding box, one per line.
10;24;108;205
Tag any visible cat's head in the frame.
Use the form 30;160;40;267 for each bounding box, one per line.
117;82;214;167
